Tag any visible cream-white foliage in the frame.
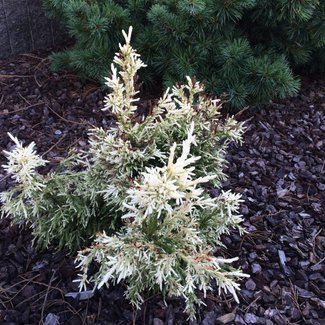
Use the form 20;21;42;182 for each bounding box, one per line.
123;122;215;221
2;26;248;318
2;133;47;188
103;26;146;130
77;122;248;319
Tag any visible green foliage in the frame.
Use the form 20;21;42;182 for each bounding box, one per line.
1;29;247;317
40;0;325;109
244;0;325;70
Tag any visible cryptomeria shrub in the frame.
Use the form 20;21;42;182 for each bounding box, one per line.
42;0;324;109
1;28;248;317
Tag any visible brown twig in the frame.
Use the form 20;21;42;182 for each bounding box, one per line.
34;73;42;88
42;134;67;157
0;74;33;79
0;274;39;293
45;104;87;126
52;300;84;321
205;294;224;304
0;102;44;116
34;58;49;72
306;183;311;204
240;228;276;250
40;270;56;323
289;280;306;322
234;106;249;119
15;288;48;309
18;92;32;105
0;274;40;306
222;291;234;309
243;295;261;313
311;228;322;258
19;53;45;61
312;256;325;269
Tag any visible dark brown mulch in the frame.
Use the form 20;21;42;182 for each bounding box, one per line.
0;53;324;325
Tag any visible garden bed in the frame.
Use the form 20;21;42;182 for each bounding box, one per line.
0;53;324;325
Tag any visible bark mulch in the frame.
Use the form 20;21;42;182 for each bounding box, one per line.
0;53;324;325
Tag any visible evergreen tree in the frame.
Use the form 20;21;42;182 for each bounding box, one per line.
243;0;325;72
43;0;324;109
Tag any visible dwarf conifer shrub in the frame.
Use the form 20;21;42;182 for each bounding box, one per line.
41;0;325;109
1;28;248;317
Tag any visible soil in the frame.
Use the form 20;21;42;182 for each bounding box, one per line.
0;52;324;325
